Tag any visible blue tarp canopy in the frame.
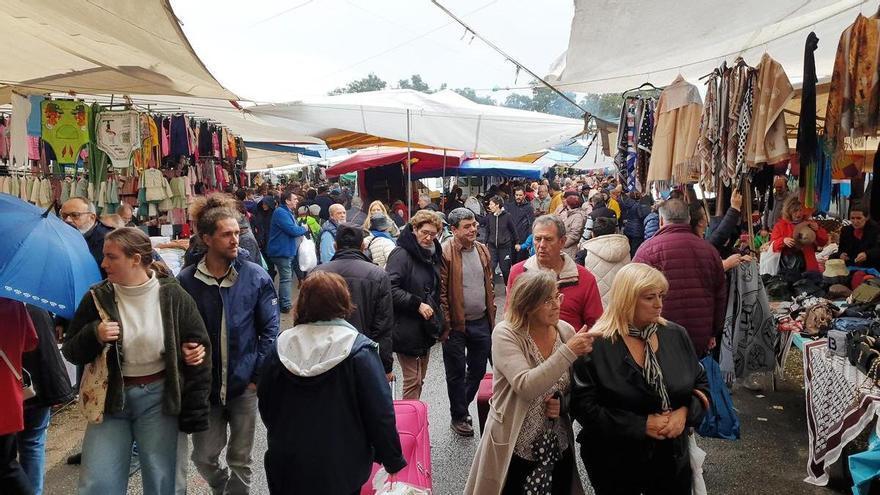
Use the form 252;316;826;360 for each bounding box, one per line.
411;158;545;180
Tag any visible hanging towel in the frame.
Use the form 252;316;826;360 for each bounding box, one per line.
41;100;91;165
10;94;31;169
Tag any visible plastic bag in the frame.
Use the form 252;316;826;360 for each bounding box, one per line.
373;468;430;495
689;433;707;495
298;237;317;272
759;250;780;276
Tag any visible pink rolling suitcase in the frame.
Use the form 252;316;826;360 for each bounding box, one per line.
361;400;432;494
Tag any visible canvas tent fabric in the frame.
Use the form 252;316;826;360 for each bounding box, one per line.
247;89;585;157
413;159;545;180
0;0;236;101
325;148;462;178
546;0;871;93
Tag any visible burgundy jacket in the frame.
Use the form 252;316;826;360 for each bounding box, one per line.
633;223;727;356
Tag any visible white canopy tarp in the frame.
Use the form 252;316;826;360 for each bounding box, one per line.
0;0;236;101
247;89;585;157
546;0;872;93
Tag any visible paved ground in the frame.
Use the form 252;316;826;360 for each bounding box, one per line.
43;278;848;494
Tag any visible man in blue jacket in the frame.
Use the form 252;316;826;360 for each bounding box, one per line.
267;190;307;313
178;206;279;495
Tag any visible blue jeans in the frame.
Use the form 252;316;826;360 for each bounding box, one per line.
79;380;179;495
442;316;492;421
16;407;50;495
269;256;294;311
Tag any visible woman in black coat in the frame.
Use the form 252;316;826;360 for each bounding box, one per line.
482;195;518;285
571;263;709;495
385;210;443;400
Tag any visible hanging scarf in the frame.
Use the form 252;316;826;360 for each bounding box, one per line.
627;322;670;411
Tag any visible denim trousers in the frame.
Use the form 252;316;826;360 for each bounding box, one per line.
269;257;294;311
191;388;258;495
442;316;492;421
16;406;51;495
79;380;179;495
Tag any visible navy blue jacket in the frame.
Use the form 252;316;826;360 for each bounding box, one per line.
258;333;406;494
177;255;279;404
267;203;307;258
618;195;651;239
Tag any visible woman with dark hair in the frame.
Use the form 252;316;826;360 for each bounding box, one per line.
386;210;444;400
258;272;405;494
62;228;212;494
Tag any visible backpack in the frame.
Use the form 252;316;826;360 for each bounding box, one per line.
697;356;741;441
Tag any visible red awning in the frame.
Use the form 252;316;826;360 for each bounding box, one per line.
325;148;462;178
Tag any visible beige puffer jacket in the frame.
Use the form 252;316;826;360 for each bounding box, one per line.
581;234;631;306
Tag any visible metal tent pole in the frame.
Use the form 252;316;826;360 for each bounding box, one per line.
407;109;412;215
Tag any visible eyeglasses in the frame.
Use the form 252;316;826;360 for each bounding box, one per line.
544;293;564;306
61;211;91;220
417;229;438;238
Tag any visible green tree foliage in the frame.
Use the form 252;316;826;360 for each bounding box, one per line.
397;74;431;92
453;88;496;105
329;73;387;95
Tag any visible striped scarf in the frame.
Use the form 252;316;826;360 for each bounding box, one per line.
627;322;670;411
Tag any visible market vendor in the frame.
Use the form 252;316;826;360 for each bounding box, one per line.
834;204;880;269
771;196;828;273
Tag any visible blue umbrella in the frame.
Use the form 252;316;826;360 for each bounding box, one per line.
0;193;101;318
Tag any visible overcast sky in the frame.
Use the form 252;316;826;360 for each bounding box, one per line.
172;0;575;103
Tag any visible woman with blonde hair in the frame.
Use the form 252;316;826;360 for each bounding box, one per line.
571;263;709;495
465;270;596;495
363;200;400;237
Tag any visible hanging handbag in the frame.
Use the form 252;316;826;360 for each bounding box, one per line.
78;290;113;424
0;349;35;401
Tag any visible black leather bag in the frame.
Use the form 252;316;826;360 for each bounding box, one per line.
779;250;806;275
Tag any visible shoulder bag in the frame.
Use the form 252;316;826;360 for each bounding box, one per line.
0;349;35;401
78;290;113;424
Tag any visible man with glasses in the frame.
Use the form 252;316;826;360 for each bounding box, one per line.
60;197;113;277
507;215;603;331
439;208;496;437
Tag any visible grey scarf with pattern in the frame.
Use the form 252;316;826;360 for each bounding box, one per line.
627;322;671;411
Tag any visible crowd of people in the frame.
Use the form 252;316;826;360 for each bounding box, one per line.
3;169;865;495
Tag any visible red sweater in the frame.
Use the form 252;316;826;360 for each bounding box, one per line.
0;299;38;435
771;218;828;273
507;255;604;330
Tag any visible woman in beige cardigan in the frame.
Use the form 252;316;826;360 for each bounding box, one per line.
465;270;597;495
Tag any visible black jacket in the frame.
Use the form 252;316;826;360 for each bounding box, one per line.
24;305;74;409
484;210;518;248
385;225;442;357
251;196;277;249
506;200;534;244
85;221;113;277
258;332;406;494
708;207;743;258
314;194;335;221
835;221;880;268
314;250;395;373
571;323;709;493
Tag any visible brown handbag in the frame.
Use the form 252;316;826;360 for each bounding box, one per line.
78;290;112;424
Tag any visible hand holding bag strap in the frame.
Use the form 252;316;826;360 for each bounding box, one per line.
90;289;111;325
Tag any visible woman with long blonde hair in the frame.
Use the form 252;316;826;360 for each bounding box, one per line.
363;200;400;237
571;263;709;495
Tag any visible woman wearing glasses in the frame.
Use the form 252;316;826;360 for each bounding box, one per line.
465;270;596;495
571;263;709;494
385;210;444;400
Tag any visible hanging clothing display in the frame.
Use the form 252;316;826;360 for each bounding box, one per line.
9;93;30;169
697;71;721;193
798;33;821;187
825;14;880;152
615;96;655;193
95;110;141;169
41;100;91;165
743;53;793;169
720;261;777;381
646;75;702;185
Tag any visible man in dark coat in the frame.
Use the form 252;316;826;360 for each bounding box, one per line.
505;187;534;263
633;198;727;356
60;197;113;277
313;185;336;221
314;223;395;379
